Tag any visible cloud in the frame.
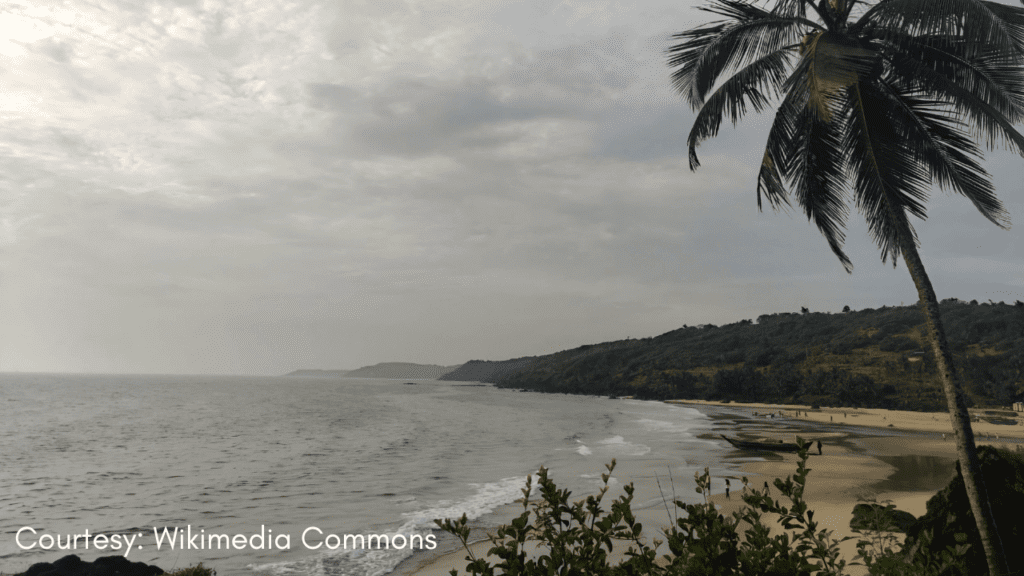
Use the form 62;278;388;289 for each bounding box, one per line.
0;0;1021;374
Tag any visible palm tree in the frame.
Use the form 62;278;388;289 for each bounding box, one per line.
667;1;1024;574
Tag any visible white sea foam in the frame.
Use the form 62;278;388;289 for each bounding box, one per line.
253;477;532;576
403;476;531;525
635;418;701;435
596;435;651;456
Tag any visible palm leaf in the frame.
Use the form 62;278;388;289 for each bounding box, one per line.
668;3;813;108
687;49;796;169
844;80;931;264
880;41;1024;154
788;88;854;271
874;30;1024;121
871;83;1010;228
856;0;1024;61
755;55;817;211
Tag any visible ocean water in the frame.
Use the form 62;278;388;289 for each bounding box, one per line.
0;374;733;575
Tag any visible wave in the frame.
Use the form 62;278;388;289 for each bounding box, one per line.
596;435;651;456
250;476;531;576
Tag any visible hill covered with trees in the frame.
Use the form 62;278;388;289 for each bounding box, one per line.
486;300;1024;411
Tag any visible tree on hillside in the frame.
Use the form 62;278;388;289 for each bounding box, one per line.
667;1;1024;574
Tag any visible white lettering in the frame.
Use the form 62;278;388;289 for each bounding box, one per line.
121;532;137;557
302;526;322;549
249;526;266;549
16;527;37;550
153;527;179;550
344;534;364;549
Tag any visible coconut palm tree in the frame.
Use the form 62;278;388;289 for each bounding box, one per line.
667;1;1024;574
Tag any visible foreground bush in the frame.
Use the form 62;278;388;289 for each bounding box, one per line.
858;446;1024;576
437;439;854;575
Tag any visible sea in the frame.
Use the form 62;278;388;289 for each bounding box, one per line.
0;373;753;576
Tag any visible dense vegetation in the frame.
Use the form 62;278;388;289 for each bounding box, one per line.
488;300;1024;411
437;445;1024;576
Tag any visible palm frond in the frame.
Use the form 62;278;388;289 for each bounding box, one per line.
788;87;854;271
856;0;1024;62
981;0;1024;55
872;83;1010;228
757;85;806;211
844;80;932;264
771;0;810;18
880;39;1024;154
875;30;1024;122
688;49;796;169
667;2;815;108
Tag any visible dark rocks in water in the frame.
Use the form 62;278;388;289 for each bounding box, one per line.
16;555;164;576
901;445;1024;575
403;382;417;385
850;502;917;533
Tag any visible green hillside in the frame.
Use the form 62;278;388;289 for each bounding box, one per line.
493;299;1024;411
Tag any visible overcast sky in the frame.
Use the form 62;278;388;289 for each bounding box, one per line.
2;0;1022;375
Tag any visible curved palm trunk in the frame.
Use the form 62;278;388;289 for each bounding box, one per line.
899;236;1009;576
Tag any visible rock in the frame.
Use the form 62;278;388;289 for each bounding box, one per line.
849;502;917;533
16;555;164;576
901;446;1024;575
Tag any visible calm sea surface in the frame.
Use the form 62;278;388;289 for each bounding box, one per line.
0;374;737;575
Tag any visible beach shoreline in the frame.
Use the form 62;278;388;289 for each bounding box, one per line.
666;398;1024;440
401;400;1023;576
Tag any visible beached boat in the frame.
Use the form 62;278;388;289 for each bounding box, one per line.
720;435;812;453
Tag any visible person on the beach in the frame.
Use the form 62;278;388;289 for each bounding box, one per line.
817;440;823;455
725;478;731;499
764;481;770;494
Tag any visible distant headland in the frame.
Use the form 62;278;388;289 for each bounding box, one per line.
285;362;463;380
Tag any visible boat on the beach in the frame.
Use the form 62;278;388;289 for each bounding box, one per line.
720;434;812;453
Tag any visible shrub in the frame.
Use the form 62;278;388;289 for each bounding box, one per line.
878;336;919;352
436;460;659;576
437;443;854;576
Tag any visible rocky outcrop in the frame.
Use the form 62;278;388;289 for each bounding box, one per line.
16;555;164;576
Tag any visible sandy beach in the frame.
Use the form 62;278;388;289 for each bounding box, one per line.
666;399;1024;440
404;400;1024;576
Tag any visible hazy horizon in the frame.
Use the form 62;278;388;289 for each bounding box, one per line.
3;0;1022;375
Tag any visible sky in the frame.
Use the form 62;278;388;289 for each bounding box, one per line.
1;0;1022;375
